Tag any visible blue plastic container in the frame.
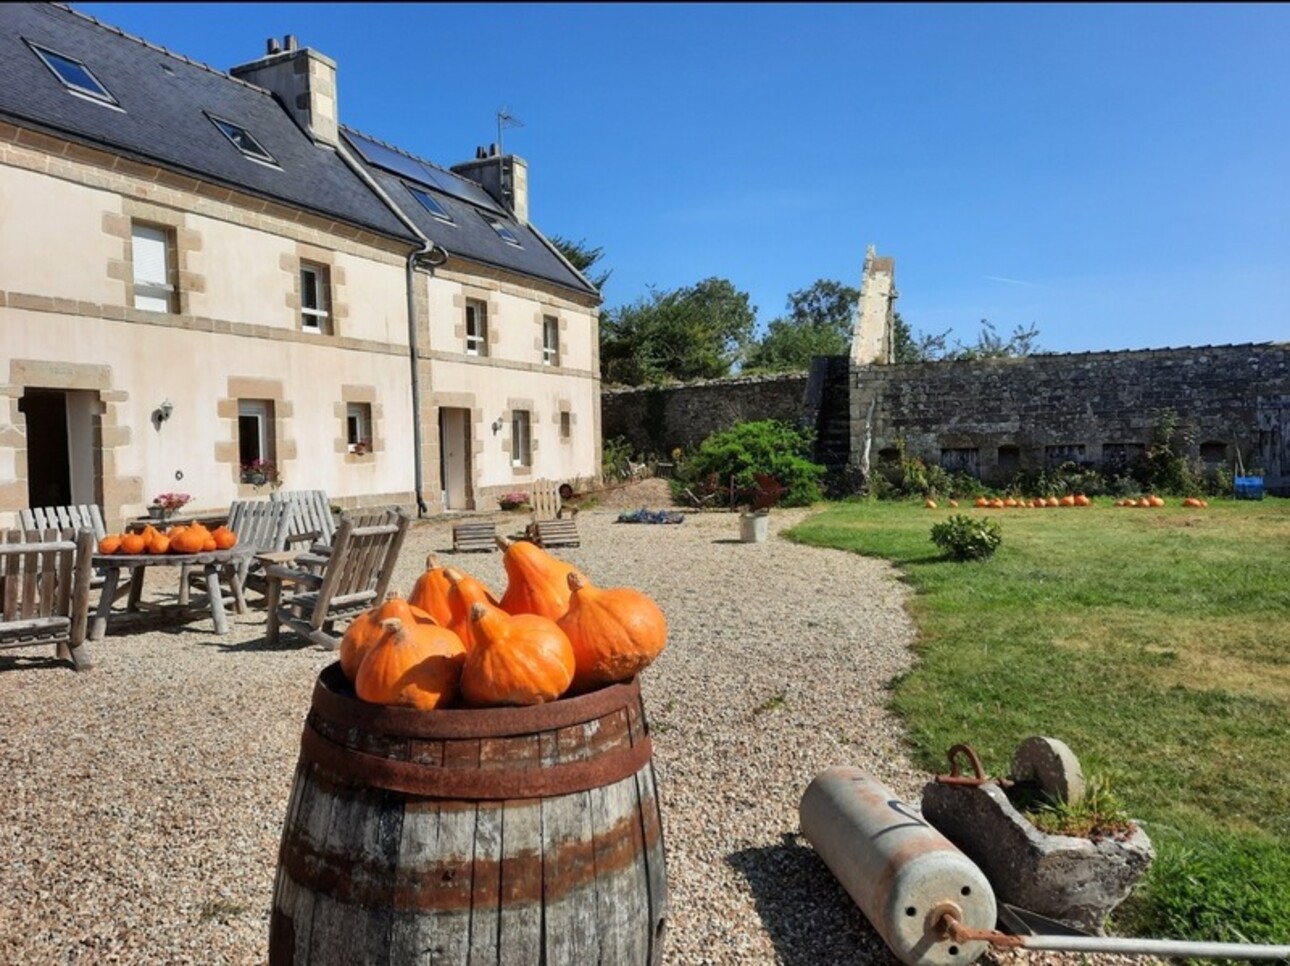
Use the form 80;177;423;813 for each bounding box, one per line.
1235;476;1264;500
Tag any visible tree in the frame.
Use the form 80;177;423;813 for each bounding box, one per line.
547;234;612;292
892;315;1039;363
744;279;858;373
600;277;757;386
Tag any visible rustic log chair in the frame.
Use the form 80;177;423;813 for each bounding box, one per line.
527;478;580;548
264;508;410;650
0;527;96;669
178;499;295;609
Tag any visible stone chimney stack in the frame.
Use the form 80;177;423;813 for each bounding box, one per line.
851;245;897;365
230;36;339;147
451;144;529;224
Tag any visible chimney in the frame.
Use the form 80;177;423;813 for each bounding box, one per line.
450;152;529;225
230;35;339;147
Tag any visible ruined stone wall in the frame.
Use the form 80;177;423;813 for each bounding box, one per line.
601;372;809;455
851;342;1290;489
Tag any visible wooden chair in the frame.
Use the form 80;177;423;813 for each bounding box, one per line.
0;527;96;669
270;489;337;551
528;478;580;548
264;508;410;650
19;503;132;603
179;499;295;608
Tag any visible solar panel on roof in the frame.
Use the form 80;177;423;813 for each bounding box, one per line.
344;130;508;216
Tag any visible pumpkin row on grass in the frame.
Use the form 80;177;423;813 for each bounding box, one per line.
98;522;237;555
338;540;668;712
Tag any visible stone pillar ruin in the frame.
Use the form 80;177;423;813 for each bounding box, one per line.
850;247;897;484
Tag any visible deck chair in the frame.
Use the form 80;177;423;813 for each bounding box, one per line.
19;504;131;604
264;508;410;650
270;489;337;551
178;499;295;609
0;527;96;669
527;479;580;548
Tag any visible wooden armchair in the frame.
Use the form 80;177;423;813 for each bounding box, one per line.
0;527;96;669
527;478;580;548
263;508;410;650
20;503;131;604
270;489;337;551
179;499;295;608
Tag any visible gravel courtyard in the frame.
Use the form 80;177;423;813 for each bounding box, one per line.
0;487;1136;965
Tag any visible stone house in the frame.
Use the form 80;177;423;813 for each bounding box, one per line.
0;3;601;529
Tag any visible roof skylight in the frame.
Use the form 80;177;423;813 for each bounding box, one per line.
483;213;522;248
406;184;454;224
27;41;118;106
208;114;277;166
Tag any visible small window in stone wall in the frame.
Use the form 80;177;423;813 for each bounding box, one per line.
1045;444;1086;469
939;448;979;477
1102;443;1145;470
1199;441;1228;465
997;445;1020;477
877;448;900;464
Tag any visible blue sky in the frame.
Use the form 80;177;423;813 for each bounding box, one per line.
78;3;1289;354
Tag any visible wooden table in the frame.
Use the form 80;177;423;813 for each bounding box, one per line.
89;548;253;641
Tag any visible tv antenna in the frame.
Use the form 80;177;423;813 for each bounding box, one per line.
496;107;524;155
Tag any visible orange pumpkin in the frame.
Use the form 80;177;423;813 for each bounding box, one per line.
339;593;438;682
1046;496;1060;507
212;525;237;550
460;603;575;707
1059;495;1076;507
443;567;504;653
989;498;1005;509
1074;494;1090;507
974;497;989;508
948;499;959;508
119;532;146;555
408;554;457;627
1149;495;1165;508
146;529;171;555
98;534;122;555
354;617;466;711
169;526;205;554
497;536;586;623
925;499;937;509
559;572;667;693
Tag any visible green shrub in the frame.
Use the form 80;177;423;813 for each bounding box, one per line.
929;514;1002;560
671;419;824;508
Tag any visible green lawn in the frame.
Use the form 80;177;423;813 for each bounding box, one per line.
786;497;1290;944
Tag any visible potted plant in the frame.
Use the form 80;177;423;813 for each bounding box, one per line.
497;491;530;512
738;473;787;544
241;458;283;491
150;491;191;521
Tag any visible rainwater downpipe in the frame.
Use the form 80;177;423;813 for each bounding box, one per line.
335;142;449;518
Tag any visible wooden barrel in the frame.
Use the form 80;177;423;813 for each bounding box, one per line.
269;662;667;964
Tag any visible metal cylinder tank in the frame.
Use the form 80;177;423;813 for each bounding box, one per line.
800;766;997;966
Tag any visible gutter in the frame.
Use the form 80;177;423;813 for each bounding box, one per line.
335;141;448;518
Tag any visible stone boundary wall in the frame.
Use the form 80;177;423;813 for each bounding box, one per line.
853;342;1290;489
601;373;810;455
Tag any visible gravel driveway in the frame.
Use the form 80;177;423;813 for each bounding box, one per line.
0;491;1133;965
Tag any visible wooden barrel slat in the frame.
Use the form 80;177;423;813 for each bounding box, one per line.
271;662;667;965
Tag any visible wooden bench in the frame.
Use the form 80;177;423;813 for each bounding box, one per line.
530;517;580;549
452;521;498;553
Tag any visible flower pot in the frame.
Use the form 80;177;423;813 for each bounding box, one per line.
246;472;267;486
739;510;769;543
148;505;166;521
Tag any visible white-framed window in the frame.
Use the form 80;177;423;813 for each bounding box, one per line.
542;315;560;366
511;410;532;467
300;261;331;333
560;411;572;441
238;399;275;481
131;223;173;312
346;402;372;454
465;299;488;356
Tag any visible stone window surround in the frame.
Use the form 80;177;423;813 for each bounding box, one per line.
285;243;348;336
452;288;499;358
557;404;573;443
215;377;294;494
337;385;379;462
535;309;564;367
105;199;203;317
506;396;536;475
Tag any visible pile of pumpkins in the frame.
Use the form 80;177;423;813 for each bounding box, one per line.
923;495;1095;510
1114;495;1209;508
97;521;237;556
340;536;667;712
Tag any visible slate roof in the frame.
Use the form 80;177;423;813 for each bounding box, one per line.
0;3;415;242
0;4;598;298
341;127;597;297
